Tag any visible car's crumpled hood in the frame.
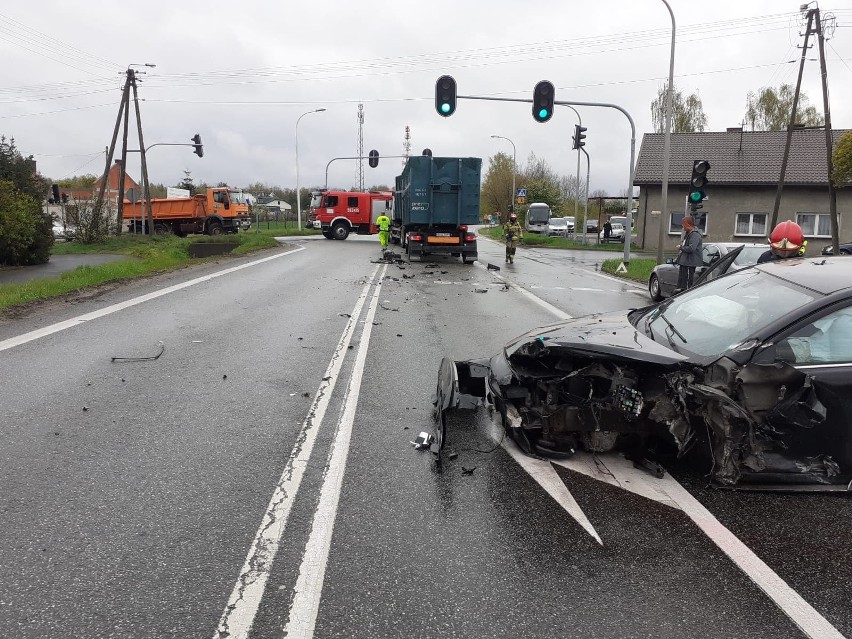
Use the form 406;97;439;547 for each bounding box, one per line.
503;312;690;367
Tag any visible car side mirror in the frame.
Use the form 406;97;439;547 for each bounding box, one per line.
665;258;673;265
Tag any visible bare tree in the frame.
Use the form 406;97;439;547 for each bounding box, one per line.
651;83;708;133
745;84;824;131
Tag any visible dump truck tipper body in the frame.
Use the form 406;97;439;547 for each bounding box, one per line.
122;187;250;235
392;156;481;263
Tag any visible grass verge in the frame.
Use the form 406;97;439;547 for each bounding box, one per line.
478;225;636;252
600;257;656;284
1;230;290;312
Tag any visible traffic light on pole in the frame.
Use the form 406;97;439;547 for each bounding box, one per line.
572;124;587;150
532;80;554;123
688;160;710;211
435;75;456;117
368;149;379;168
192;133;203;157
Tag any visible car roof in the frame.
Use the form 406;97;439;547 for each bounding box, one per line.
710;241;767;249
753;256;852;295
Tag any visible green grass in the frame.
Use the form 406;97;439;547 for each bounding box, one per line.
0;230;288;312
478;225;636;251
600;257;657;283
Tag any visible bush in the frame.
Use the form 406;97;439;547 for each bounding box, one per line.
0;179;53;265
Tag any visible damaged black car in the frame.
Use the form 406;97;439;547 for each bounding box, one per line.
435;255;852;489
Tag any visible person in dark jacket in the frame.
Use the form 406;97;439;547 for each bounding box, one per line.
674;215;703;291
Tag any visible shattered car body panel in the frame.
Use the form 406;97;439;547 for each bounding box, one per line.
436;258;852;488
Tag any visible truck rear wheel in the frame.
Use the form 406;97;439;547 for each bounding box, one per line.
208;222;223;235
331;222;349;240
153;223;171;235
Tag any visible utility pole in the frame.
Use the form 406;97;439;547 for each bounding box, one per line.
770;9;815;230
129;69;154;234
815;8;840;256
356;103;364;191
95;75;131;226
116;70;131;234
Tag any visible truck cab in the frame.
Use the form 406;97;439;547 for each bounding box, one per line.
310;190;393;240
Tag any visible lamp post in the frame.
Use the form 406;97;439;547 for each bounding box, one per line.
295;108;326;230
656;0;676;264
490;135;516;217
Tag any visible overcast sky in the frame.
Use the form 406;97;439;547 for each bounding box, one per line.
3;1;851;197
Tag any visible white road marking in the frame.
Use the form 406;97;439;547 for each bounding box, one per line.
583;268;646;289
0;246;306;353
552;453;846;639
502;438;602;545
213;264;380;639
282;265;387;638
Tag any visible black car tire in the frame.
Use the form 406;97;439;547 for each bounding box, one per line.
649;274;663;302
330;222;349;240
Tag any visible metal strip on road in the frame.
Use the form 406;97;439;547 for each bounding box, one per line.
282;264;388;638
214;264;382;639
0;246;306;353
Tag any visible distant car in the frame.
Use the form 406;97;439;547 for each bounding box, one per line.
599;222;626;243
546;217;574;236
822;242;852;255
648;242;766;301
585;220;599;233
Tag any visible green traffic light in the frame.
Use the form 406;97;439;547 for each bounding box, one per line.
688;191;703;203
538;108;549;119
441;103;451;113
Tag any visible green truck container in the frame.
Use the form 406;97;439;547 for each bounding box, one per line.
391;156;481;263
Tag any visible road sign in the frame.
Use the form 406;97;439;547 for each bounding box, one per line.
517;188;527;198
516;196;526;205
615;262;628;274
125;188;139;203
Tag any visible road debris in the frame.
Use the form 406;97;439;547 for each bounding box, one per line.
461;466;476;475
487;263;501;271
411;431;434;450
111;341;165;363
474;288;488;293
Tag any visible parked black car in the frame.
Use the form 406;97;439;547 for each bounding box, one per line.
648;242;766;301
822;242;852;255
436;255;852;489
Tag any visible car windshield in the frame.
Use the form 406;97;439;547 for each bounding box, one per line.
637;268;817;357
228;190;248;204
733;246;768;266
309;192;323;208
549;218;568;227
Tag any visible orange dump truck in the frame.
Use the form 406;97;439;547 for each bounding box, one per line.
123;187;250;235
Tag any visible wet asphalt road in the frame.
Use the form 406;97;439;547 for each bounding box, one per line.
0;234;850;639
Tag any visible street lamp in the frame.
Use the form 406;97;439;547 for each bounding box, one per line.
490;135;516;217
295;108;326;230
656;0;676;264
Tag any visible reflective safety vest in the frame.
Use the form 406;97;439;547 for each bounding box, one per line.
376;215;391;232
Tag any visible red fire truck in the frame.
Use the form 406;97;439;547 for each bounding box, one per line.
308;190;393;240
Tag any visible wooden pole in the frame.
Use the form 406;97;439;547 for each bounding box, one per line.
116;81;131;235
815;9;840;255
94;73;130;220
130;71;154;234
770;10;815;230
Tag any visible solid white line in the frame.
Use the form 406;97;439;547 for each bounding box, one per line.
282;264;387;638
213;264;380;639
0;246;306;353
657;475;847;639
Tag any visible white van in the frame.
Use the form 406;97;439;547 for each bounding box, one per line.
525;203;551;234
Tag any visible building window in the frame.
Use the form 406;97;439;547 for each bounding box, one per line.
735;213;767;236
796;213;832;237
669;211;708;235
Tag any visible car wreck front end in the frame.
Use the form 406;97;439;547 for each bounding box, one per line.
435;264;851;489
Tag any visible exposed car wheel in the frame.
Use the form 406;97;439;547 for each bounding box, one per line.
207;223;223;235
649;274;663;302
331;222;349;240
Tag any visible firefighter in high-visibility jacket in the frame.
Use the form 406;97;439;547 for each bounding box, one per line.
376;213;391;250
503;213;523;263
